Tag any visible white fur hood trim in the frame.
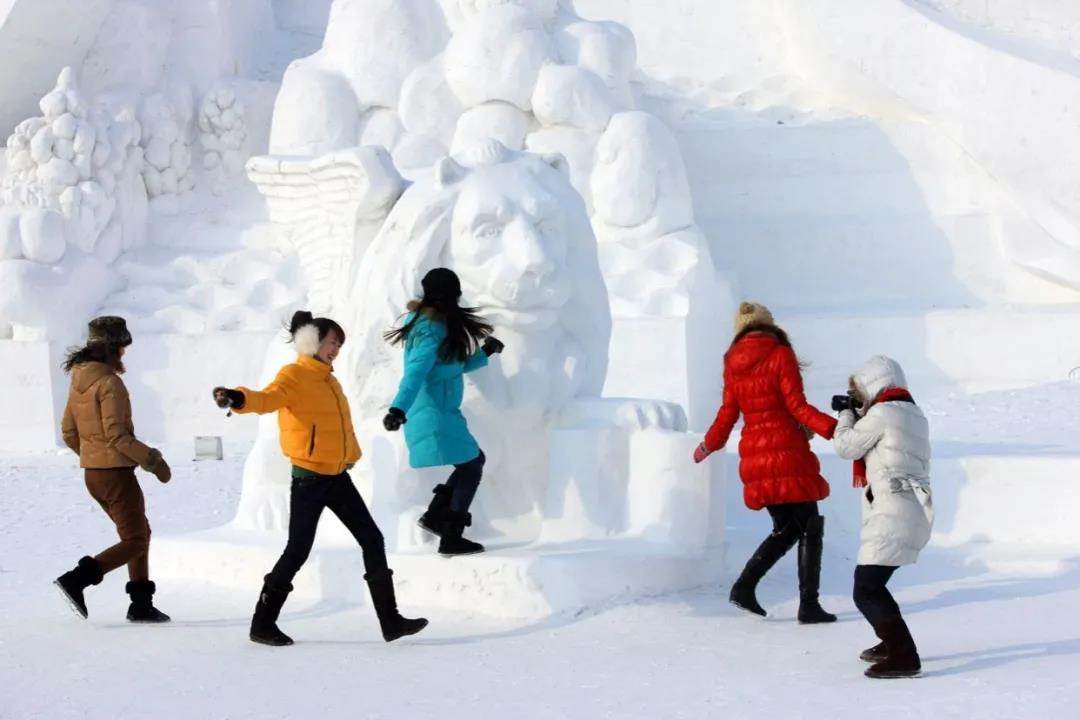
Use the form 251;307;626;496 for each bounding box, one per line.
294;324;320;357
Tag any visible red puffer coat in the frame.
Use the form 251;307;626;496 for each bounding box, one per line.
704;330;838;510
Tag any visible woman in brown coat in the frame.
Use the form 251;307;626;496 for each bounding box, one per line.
54;316;173;622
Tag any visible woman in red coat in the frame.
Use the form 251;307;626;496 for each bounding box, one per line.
694;302;838;623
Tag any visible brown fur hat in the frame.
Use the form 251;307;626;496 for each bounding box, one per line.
734;302;775;335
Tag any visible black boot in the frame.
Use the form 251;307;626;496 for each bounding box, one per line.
438;511;485;556
729;529;798;617
417;484;453;538
364;569;429;642
54;556;103;619
125;580;171;623
865;616;921;678
797;515;837;624
860;641;888;663
250;576;294;646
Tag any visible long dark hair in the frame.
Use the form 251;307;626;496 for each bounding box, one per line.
729;322;792;350
62;343;125;374
728;322;808;369
285;310;346;345
384;298;493;362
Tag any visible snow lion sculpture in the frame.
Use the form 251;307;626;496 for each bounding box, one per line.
339;140;612;544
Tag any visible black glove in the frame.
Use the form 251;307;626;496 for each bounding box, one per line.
482;336;505;356
383;407;406;431
213;387;245;410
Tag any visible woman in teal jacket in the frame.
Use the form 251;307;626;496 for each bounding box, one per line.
383;268;503;556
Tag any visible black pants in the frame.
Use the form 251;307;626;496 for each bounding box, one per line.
853;565;900;626
765;501;819;541
447;451;485;512
267;472;388;588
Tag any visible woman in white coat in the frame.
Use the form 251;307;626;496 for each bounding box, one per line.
833;356;933;679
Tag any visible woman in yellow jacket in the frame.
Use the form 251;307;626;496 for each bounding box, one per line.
213;311;427;646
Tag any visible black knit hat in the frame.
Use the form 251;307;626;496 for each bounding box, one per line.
87;316;132;347
421;268;462;301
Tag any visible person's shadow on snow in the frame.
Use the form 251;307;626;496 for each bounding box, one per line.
925;637;1080;677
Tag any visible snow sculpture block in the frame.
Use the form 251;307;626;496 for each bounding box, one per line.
0;67;146;337
450;102;530;153
269;64;360;157
532;64;614;132
554;20;637;108
268;0;448;157
539;397;718;550
444;5;558;111
590;112;734;430
450;0;559;25
199;84;249;194
139;93;194;212
398;58;463;144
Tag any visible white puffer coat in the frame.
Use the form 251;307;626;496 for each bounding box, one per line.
833;356;933;566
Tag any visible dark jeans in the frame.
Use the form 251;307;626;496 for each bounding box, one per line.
853;564;900;626
447;451;485;512
267;472;388;588
765;501;820;541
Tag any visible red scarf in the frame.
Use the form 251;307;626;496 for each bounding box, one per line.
852;387;915;488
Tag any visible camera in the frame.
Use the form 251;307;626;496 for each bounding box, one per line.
831;393;859;413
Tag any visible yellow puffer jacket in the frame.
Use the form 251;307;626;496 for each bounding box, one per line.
235;355;361;475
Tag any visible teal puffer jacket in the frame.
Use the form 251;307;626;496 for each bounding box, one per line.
391;313;488;468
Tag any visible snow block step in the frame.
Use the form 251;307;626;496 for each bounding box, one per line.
809;451;1080;564
152;529;728;620
786;306;1080;392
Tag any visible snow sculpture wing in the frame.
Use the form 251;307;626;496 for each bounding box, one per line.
245;146;406;314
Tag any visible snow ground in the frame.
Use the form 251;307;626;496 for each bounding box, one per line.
2;446;1078;720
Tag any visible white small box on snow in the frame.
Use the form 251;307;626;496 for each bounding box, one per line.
194;436;223;461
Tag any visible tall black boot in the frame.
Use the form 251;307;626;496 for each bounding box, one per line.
250;576;294;646
729;529;798;617
797;515;837;624
438;511;485;556
364;569;429;642
125;580;171;623
54;556;104;619
865;616;921;678
417;484;453;538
